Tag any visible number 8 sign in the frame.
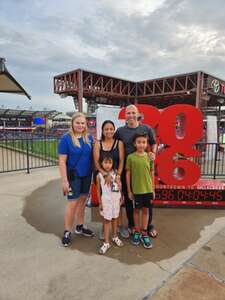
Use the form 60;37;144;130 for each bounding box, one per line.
119;104;203;186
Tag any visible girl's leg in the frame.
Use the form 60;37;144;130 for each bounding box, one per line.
111;217;124;247
99;219;112;254
111;218;118;238
103;219;111;243
75;194;94;236
75;194;87;225
64;200;80;231
141;207;149;231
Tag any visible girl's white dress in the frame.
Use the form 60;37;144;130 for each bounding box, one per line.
99;171;121;220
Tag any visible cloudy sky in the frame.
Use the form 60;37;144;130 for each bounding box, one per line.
1;0;225;112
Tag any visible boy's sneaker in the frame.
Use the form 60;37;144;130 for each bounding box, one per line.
99;242;111;255
118;225;130;239
75;224;95;237
131;231;140;246
112;236;124;247
62;230;72;247
140;232;152;249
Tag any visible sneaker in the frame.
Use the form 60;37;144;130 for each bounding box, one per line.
112;236;124;247
131;231;140;246
140;232;152;249
75;224;95;237
62;230;72;247
99;242;111;254
118;225;130;239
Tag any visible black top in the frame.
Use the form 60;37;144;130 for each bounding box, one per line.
115;124;156;157
99;139;120;170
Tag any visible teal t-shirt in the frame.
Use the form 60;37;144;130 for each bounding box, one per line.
126;152;153;194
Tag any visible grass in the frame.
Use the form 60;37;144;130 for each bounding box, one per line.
0;138;59;160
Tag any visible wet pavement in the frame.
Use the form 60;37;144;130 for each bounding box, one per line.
0;167;225;299
23;179;225;264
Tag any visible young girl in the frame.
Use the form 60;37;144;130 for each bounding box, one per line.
96;154;124;254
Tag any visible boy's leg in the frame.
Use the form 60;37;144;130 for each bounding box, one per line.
131;195;142;245
140;194;153;249
141;207;149;231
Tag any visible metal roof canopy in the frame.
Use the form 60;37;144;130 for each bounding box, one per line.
54;69;225;111
0;108;60;119
0;58;31;100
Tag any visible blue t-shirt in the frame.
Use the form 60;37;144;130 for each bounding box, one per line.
58;133;93;177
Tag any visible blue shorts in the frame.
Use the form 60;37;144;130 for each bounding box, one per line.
68;176;92;201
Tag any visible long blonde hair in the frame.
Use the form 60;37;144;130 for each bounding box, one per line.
69;112;90;147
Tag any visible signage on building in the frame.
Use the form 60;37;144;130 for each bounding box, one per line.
211;79;225;95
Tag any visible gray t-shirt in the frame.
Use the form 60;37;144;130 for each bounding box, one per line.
115;124;156;157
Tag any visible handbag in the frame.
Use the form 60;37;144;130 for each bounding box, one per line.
67;148;84;181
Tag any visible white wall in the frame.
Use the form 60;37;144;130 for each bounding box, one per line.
96;105;125;139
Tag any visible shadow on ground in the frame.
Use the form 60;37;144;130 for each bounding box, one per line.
22;179;225;265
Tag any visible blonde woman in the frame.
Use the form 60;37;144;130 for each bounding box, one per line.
58;112;94;247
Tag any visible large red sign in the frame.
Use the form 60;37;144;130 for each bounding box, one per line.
119;104;203;186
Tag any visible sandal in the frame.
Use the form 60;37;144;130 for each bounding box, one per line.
99;242;111;254
112;236;124;247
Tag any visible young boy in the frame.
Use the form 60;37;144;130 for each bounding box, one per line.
126;133;154;249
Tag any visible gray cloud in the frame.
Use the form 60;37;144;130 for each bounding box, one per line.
0;0;225;111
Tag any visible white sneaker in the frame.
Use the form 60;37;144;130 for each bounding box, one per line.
112;236;124;247
99;242;111;254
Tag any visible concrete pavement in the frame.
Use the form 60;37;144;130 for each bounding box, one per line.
0;167;225;300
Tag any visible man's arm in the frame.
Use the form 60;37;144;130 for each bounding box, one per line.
146;125;157;159
96;175;102;211
126;169;133;200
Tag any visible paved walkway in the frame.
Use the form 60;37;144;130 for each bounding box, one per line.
0;167;225;300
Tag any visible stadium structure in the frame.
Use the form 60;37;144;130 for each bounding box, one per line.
53;69;225;132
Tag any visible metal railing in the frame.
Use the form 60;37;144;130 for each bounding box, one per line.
0;137;225;178
0;136;59;173
195;143;225;179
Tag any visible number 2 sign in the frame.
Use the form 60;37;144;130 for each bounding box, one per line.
118;104;203;186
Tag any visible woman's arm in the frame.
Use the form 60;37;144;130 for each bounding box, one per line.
59;154;70;195
93;141;106;175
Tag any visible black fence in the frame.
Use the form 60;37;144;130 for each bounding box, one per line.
195;143;225;179
0;136;59;173
0;137;225;179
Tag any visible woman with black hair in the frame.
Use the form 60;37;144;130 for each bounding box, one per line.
93;120;129;238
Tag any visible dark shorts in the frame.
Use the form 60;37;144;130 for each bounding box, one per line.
68;175;92;201
133;193;153;209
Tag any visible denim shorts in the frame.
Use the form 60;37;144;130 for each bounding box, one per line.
68;175;92;201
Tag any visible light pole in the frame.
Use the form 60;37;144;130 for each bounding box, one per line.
217;98;224;143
